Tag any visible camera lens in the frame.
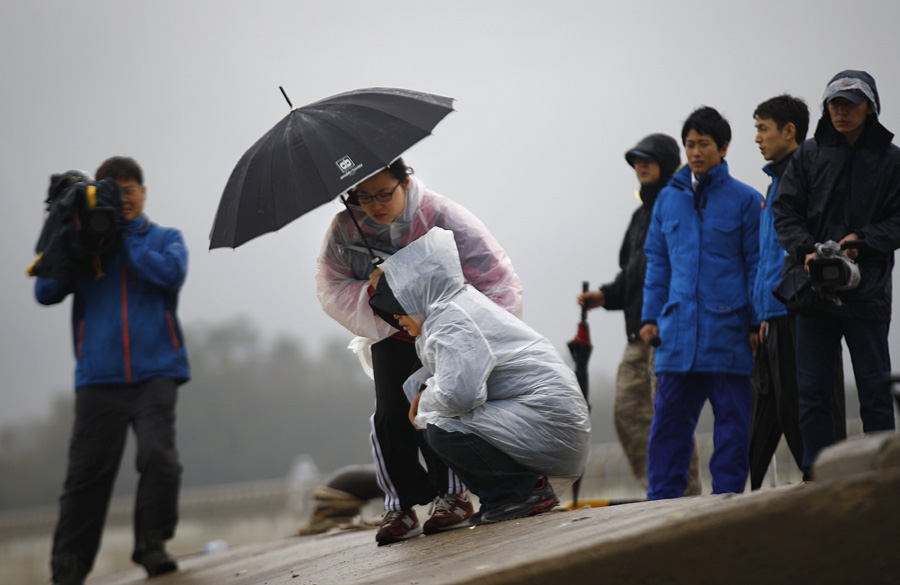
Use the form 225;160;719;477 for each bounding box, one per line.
85;209;116;236
822;266;841;282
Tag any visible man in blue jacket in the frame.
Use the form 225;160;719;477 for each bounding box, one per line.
36;157;190;585
774;70;900;479
749;95;846;489
640;107;763;500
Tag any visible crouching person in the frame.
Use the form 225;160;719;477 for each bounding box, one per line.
370;227;591;526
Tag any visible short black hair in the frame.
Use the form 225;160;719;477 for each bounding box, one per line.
95;156;144;185
754;94;810;143
346;157;412;204
681;106;731;150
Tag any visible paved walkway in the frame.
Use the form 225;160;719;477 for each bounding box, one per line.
90;433;900;585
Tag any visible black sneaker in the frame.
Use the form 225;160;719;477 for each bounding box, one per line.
480;478;559;524
134;548;178;577
51;554;86;585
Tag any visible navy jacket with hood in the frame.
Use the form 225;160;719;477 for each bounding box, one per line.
773;72;900;322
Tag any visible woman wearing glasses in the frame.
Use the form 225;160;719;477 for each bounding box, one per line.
316;158;522;545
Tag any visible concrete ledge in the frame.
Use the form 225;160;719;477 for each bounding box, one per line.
814;431;900;481
90;463;900;585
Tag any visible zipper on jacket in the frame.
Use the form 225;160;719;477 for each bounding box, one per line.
121;265;132;382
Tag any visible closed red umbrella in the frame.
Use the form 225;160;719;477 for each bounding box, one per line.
567;281;592;507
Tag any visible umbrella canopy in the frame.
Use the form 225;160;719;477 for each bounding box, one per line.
210;87;454;249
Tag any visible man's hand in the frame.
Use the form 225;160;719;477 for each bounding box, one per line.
759;321;768;344
578;290;605;309
369;268;383;289
639;323;659;346
749;331;760;357
803;251;816;272
839;233;860;260
408;392;421;430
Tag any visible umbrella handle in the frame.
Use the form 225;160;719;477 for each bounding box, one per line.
339;195;385;265
581;281;589;323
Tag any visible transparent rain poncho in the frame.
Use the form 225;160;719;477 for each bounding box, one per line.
316;176;522;341
381;227;591;481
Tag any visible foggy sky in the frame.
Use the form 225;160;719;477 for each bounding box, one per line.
3;0;900;426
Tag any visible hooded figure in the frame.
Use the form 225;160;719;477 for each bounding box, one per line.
605;133;681;340
773;69;900;476
373;227;590;520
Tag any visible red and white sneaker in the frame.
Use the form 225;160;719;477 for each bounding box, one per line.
423;493;474;534
375;509;422;546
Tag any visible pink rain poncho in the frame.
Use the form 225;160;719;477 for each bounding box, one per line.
316;176;523;341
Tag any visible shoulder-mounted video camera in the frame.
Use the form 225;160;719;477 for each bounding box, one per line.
28;171;125;279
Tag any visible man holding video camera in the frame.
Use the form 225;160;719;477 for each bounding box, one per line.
774;70;900;479
35;157;189;585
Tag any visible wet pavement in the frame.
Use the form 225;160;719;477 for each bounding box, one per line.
90;433;900;585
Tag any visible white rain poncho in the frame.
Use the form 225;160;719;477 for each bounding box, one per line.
381;227;591;481
316;176;523;341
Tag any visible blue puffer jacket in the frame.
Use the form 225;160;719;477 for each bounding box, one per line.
751;155;792;321
35;216;191;387
642;162;763;375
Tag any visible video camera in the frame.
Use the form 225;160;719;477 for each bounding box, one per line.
28;171;125;279
805;240;863;307
807;240;861;290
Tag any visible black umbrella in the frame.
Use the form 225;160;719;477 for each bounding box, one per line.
568;281;593;405
210;87;455;250
567;281;593;507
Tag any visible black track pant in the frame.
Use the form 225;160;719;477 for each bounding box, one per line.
369;337;463;511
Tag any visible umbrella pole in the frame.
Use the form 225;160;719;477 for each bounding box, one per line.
339;195;384;265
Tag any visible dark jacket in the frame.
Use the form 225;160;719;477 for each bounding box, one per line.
773;115;900;321
600;184;661;341
602;134;680;341
35;216;191;387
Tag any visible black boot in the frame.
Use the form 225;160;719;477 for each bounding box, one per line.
133;533;178;578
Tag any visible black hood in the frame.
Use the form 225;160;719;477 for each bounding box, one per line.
625;133;681;183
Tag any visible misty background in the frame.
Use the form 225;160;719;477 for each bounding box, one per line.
3;1;900;509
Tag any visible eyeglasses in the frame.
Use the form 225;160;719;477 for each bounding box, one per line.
355;180;402;205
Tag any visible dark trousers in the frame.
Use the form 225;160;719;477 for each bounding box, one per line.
370;337;461;511
51;377;182;576
422;426;538;512
796;313;895;474
648;372;752;500
749;315;846;489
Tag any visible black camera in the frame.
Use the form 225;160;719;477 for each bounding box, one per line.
807;241;860;291
29;173;124;279
74;181;123;241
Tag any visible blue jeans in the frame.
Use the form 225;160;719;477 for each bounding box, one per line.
422;426;538;512
795;314;895;473
648;372;752;499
